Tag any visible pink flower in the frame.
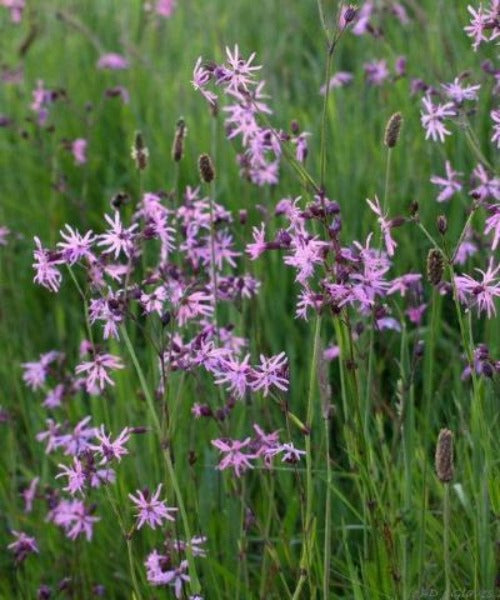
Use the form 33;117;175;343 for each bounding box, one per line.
90;426;130;464
406;304;427;325
0;225;10;246
213;353;251;398
58;416;96;456
71;138;87;165
319;71;353;94
8;531;38;563
97;212;138;259
0;0;25;23
441;77;480;103
455;259;500;318
364;60;389;86
222;44;262;94
56;457;87;496
154;0;176;17
145;554;190;597
21;350;62;390
33;236;63;292
464;4;497;51
57;225;95;264
430;161;462;202
268;442;306;464
21;477;39;513
97;53;129;70
366;196;398;256
51;499;99;541
471;164;500;202
250;352;289;396
211;437;255;477
491;109;500;148
75;353;124;393
420;93;455;142
484;204;500;250
191;57;217;107
129;484;177;530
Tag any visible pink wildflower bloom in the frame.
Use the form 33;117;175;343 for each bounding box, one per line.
154;0;175;17
213;353;251;398
420;94;455;142
454;238;478;265
284;235;327;284
43;383;65;408
191;57;217;106
98;212;138;259
296;288;323;320
464;4;494;50
364;60;389;86
366;196;398;256
52;499;99;541
90;425;130;464
211;437;255;477
71;138;87;165
491;109;500;148
455;259;500;318
57;225;95;264
246;223;268;260
471;164;500;202
484;204;500;249
8;531;38;563
441;77;480;103
21;477;39;513
1;0;25;23
30;79;50;125
88;296;122;339
33;236;63;292
146;555;190;596
251;352;289;396
176;291;214;326
387;274;422;297
222;44;262;94
58;416;96;456
269;442;306;464
293;132;311;163
376;316;402;332
141;286;167;315
129;484;177;530
319;71;353;94
352;1;374;35
36;419;63;454
90;468;116;488
97;53;129;70
21;350;61;390
430;161;462;202
75;353;124;393
0;225;10;246
406;304;427;325
56;457;86;496
172;535;208;557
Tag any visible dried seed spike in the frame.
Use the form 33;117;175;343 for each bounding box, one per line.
172;117;187;162
131;130;149;170
198;153;215;183
384;112;403;148
427;248;444;285
435;428;454;483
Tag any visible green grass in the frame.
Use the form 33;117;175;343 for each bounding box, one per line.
0;1;498;598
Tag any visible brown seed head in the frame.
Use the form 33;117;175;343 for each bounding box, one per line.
198;153;215;183
435;428;454;483
384;112;403;148
172;117;187;162
427;248;444;285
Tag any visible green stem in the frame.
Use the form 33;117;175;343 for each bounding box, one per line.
443;483;451;600
323;414;333;599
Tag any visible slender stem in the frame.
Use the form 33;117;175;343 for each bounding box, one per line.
443;483;451;600
323;414;333;598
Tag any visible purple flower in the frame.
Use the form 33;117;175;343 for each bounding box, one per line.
470;164;500;202
366;196;398;256
43;383;65;408
364;60;389;86
21;477;39;513
406;304;427;325
319;71;353;94
30;79;51;125
50;499;99;541
36;419;63;454
491;109;500;148
484;204;500;250
56;457;87;496
222;44;262;94
1;0;25;23
129;484;177;530
154;0;176;17
8;531;38;563
284;234;327;284
145;554;190;597
33;236;63;292
97;53;129;70
58;416;96;456
71;138;87;165
0;225;10;246
442;77;480;103
21;350;62;390
75;353;124;393
90;425;130;464
464;4;498;51
268;442;306;464
97;212;138;259
251;352;289;396
211;437;255;477
191;57;217;107
421;93;455;142
430;161;462;202
455;259;500;318
57;225;95;264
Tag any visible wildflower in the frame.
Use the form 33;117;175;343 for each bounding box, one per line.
292;131;311;163
283;234;327;284
58;416;96;455
129;484;177;530
8;531;38;563
0;225;10;246
71;138;87;165
172;535;208;557
51;499;99;541
442;77;480;103
470;164;500;202
146;554;190;597
89;295;123;339
420;94;455;142
191;57;217;106
57;225;95;264
464;4;495;50
176;291;214;326
213;354;251;398
269;442;306;464
90;425;130;464
246;223;268;260
484;204;500;250
319;71;353;94
21;477;39;513
406;303;427;325
366;196;398;256
56;457;87;496
75;353;124;393
222;44;262;94
97;212;138;259
455;259;500;318
154;0;175;17
36;419;63;454
251;352;289;396
211;437;255;476
491;109;500;148
430;161;462;202
33;236;63;292
22;350;62;390
364;59;389;86
30;79;50;125
97;53;129;70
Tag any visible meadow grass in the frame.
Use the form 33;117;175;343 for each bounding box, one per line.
0;1;498;598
